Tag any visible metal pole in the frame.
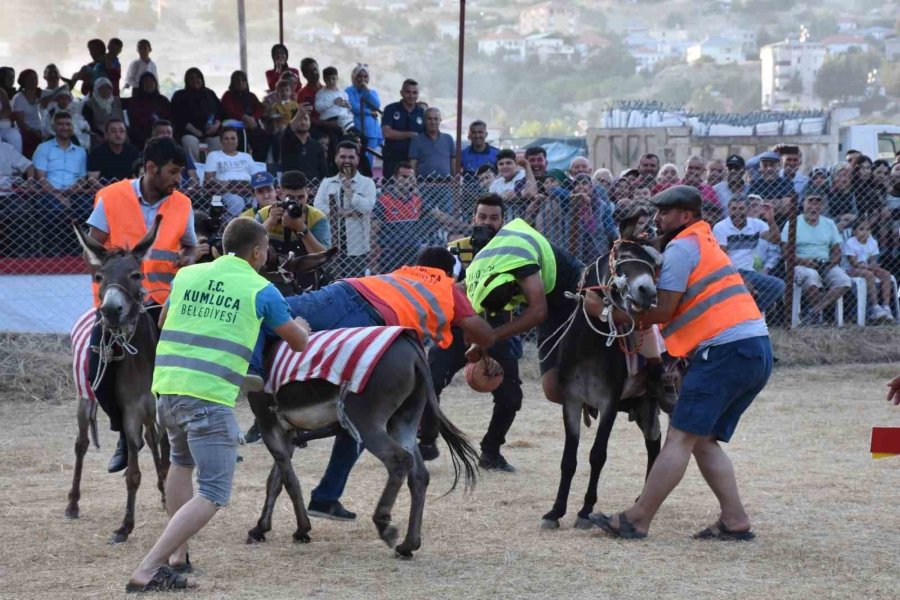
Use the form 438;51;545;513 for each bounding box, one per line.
279;0;284;45
238;0;248;74
784;207;798;329
455;0;466;173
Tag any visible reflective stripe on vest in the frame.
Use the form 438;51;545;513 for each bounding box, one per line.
373;275;449;345
158;329;254;362
659;220;763;357
149;249;180;262
147;272;175;283
155;355;246;388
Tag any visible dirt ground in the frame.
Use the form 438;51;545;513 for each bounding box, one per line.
1;361;899;600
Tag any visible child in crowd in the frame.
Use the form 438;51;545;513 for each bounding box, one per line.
268;79;299;134
106;38;123;95
314;67;355;133
124;39;158;92
844;219;895;321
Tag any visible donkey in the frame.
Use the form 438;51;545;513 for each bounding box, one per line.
245;333;478;558
540;238;666;530
66;218;170;544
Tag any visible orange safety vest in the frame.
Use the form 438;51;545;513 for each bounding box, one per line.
91;179;192;307
660;220;762;357
351;265;456;349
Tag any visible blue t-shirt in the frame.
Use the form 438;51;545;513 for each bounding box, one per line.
409;132;455;177
381;101;424;164
460;144;499;175
659;235;768;353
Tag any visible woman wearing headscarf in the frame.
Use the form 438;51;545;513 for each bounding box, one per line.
39;64;70;110
220;70;270;162
126;72;171;150
170;67;222;162
345;63;382;166
265;44;300;92
0;67;23;152
81;76;124;147
11;69;44;156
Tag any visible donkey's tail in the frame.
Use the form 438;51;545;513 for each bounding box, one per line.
416;356;479;495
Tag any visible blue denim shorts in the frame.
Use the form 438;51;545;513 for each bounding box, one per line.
671;336;773;442
156;394;241;506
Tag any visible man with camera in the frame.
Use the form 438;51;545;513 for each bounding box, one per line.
419;193;526;472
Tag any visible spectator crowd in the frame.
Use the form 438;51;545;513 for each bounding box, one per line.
1;37;898;329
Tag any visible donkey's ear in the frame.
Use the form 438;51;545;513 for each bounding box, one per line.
73;221;107;268
132;215;162;262
643;245;664;268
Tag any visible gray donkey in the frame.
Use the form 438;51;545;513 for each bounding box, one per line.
66;218;170;544
246;333;478;558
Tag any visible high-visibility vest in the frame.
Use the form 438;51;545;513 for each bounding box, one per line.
91;179;192;307
152;255;270;407
465;218;557;314
350;265;456;349
660;220;763;358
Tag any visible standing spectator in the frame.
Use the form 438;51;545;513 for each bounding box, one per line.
266;78;299;163
126;73;171;151
515;146;566;205
345;64;382;168
151;119;199;190
40;64;69;111
844;219;895;321
636;153;660;189
610;176;634;204
749;151;794;223
0;66;21;152
374;162;424;272
781;194;851;324
567;156;592;180
203;127;263;218
680;156;720;206
569;172;617;263
593;168;613;192
280;109;327;181
804;167;830;200
475;164;497;194
779;146;808;196
714;154;749;215
826;163;857;218
220;70;270;163
265;44;300;92
69;39;109;96
713;194;785;316
460;120;499;176
315;67;356;133
489;149;526;199
123;39;158;93
171;68;222;163
81;78;124;147
11;69;43;157
105;37;124;95
313;141;377;276
297;58;342;164
87;119;141;182
381;79;424;181
409;107;456;243
651;163;679;194
706;159;725;188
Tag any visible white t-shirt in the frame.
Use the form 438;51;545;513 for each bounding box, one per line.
713;217;768;271
125;59;158;90
781;215;841;261
489;170;525;195
204;150;262;217
843;236;879;265
315;87;354;128
0;141;32;193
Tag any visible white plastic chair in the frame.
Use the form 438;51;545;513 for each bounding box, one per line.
791;283;853;327
849;277;867;326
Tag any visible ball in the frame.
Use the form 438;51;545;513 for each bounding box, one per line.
465;357;504;393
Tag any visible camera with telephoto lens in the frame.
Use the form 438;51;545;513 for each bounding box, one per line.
276;196;305;219
471;225;497;253
202;196;226;259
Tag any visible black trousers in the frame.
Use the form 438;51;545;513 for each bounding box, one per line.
422;323;523;456
87;305;162;432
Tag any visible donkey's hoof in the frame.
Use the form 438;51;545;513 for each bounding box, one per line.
292;531;311;544
574;517;594;530
109;531;129;545
65;505;80;519
246;529;266;544
379;525;399;547
394;546;414;560
540;518;560;530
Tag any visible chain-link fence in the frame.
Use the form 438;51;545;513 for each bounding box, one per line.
1;166;898;333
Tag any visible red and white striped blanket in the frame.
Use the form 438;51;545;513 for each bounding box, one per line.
71;308;98;403
266;327;409;396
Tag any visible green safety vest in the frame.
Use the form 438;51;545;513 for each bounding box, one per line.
465;218;557;314
152;254;270;408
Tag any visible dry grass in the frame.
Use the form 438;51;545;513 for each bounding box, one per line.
0;333;73;404
769;324;900;367
1;356;899;599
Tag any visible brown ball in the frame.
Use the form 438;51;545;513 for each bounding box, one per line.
465;357;504;393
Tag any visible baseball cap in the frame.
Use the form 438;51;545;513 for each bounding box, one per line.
725;154;745;169
758;151;781;163
251;171;275;190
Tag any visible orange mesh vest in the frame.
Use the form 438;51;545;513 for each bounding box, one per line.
91;179;192;307
660;220;762;357
351;266;456;348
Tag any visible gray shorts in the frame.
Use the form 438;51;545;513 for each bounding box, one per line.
156;394;241;507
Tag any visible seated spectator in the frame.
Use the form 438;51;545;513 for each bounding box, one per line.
460;120;499;176
750;194;784;279
489;149;525;198
844;219;894;321
315;66;356;134
714;154;749;215
651;162;679;194
265;44;300;92
781;194;851;325
11;69;43;157
374;162;424;272
203;127;263;218
0;140;35;256
41;90;91;148
87;119;141;182
123;39;157;93
151;119;199;189
0;140;33;189
220;70;270;163
105;37;123;95
778;146;808;196
713;194;785;316
804;167;830;200
69;39;109;96
749;151;794;223
0;67;23;153
171;68;222;163
475;164;497;194
39;64;69;111
81;77;123;147
126;72;171;151
280;109;327;182
826;163;857;218
706;158;725;188
851;155;886;219
345;64;382;167
680;155;720;206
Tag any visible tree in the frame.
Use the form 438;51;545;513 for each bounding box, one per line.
814;50;879;102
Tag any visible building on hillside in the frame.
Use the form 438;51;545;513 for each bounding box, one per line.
858;26;894;41
820;35;869;55
525;33;575;63
720;28;757;53
518;2;578;36
836;16;858;33
760;40;826;109
478;31;526;59
885;35;900;61
575;33;613;58
436;20;459;40
686;37;744;64
631;46;666;73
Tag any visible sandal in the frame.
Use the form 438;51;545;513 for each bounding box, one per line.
125;566;189;593
590;511;648;539
170;552;193;574
693;519;755;541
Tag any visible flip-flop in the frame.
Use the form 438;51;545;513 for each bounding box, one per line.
590;511;648;539
125;566;190;593
693;519;756;541
170;552;193;574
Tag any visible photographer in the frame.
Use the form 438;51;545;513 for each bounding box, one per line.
254;170;331;256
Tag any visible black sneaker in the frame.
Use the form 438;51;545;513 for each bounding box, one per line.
307;499;357;521
419;442;440;461
479;452;515;473
243;421;262;445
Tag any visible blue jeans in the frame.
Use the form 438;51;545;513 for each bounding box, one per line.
739;269;786;314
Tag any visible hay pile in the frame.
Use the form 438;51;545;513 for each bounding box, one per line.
0;333;74;403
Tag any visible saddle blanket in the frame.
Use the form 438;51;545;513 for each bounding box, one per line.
266;326;409;396
71;308;98;403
